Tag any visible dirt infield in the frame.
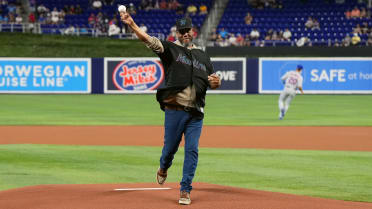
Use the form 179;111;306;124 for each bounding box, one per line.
1;126;372;209
1;182;372;209
1;126;372;151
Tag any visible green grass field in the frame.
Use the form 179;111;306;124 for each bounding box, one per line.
1;144;371;202
1;94;372;126
0;33;155;57
1;94;372;202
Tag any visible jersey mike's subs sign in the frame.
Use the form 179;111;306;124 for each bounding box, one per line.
105;58;165;93
259;57;372;94
0;58;91;93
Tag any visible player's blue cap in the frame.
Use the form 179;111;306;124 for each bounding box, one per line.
297;64;303;70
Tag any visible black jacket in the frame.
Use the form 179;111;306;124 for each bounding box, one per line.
156;40;214;119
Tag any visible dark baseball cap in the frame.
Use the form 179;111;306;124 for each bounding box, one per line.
176;17;193;31
297;64;303;70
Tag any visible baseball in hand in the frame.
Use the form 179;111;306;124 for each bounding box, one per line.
118;5;126;13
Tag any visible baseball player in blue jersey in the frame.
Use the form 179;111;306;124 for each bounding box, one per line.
279;65;304;120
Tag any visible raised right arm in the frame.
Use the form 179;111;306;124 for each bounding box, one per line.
120;12;164;53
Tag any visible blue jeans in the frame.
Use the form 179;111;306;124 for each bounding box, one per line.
160;109;203;193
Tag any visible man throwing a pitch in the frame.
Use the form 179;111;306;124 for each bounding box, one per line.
278;64;304;120
120;11;221;205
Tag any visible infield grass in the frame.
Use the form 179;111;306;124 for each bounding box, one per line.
0;94;372;126
0;144;371;202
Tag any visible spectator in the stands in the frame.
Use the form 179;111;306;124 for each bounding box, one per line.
176;3;184;14
167;32;176;42
8;12;15;23
305;17;314;29
28;12;36;23
169;0;180;10
250;28;260;40
345;9;351;19
68;5;75;15
167;25;177;41
192;27;198;38
228;33;238;46
243;34;251;46
219;28;228;39
59;8;65;23
1;0;8;6
139;0;150;10
245;12;253;25
353;24;362;35
108;18;120;36
94;12;107;34
92;0;103;10
38;13;46;24
350;6;360;18
360;7;367;18
6;2;15;14
15;14;22;24
272;30;279;41
351;32;361;45
282;28;292;41
37;4;48;16
128;3;137;15
159;0;168;9
311;18;320;31
265;29;273;40
216;34;228;47
88;13;96;26
2;14;9;23
342;34;351;46
186;4;197;15
367;31;372;46
208;28;218;43
51;7;59;24
75;5;83;15
139;23;148;33
63;5;69;14
236;33;244;46
199;4;208;15
361;22;369;34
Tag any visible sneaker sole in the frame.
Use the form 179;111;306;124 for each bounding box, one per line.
179;199;191;205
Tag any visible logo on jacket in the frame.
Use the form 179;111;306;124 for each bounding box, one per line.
112;60;164;90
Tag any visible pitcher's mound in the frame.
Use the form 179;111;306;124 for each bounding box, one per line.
0;182;370;209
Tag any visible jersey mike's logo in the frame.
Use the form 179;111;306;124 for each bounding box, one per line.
112;60;164;91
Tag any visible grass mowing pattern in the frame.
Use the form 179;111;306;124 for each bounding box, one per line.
0;144;371;202
0;94;372;126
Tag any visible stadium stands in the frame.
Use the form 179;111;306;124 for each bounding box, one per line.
217;0;372;46
1;0;371;47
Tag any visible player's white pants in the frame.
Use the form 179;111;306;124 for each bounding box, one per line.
278;89;296;116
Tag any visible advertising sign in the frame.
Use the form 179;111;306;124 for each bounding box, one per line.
105;57;246;94
259;58;372;94
105;58;164;93
209;57;246;94
0;58;91;93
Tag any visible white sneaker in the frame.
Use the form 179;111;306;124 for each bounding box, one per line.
179;191;191;205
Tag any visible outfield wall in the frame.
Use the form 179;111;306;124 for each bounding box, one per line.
1;57;371;94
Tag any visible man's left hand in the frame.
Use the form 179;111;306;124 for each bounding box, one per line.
208;73;221;89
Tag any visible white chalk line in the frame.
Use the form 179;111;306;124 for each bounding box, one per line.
114;187;172;191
